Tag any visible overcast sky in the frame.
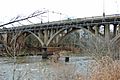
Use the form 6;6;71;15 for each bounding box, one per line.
0;0;120;23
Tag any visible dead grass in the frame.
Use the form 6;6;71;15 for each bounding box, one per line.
52;56;120;80
89;56;120;80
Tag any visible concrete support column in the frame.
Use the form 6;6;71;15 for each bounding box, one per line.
38;31;44;42
105;24;110;42
3;34;7;43
104;24;111;55
38;30;43;37
0;35;3;41
94;25;99;36
88;26;91;31
56;29;59;44
48;30;50;39
42;30;48;59
113;24;117;37
53;29;57;43
88;26;94;33
118;25;120;33
50;29;54;44
44;30;48;45
50;29;53;37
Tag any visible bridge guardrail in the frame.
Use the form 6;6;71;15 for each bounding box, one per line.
1;14;120;33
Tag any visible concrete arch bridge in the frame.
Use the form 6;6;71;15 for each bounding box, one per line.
0;14;120;57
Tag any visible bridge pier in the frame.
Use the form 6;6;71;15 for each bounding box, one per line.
42;47;48;59
1;14;120;58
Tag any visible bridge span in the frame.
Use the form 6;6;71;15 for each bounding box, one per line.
0;14;120;57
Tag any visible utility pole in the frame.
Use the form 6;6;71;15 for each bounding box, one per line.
47;10;49;23
103;0;105;17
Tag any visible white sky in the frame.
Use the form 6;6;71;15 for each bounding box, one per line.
0;0;120;23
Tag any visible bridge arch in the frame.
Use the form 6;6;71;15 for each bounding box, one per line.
58;26;97;44
46;25;97;46
16;30;44;46
58;29;80;44
46;28;65;46
111;33;120;45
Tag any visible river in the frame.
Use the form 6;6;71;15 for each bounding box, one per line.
0;56;92;80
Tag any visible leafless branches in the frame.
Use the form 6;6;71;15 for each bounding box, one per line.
0;10;47;27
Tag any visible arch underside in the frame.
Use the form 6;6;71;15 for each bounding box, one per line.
2;25;120;52
1;25;120;57
47;26;97;46
111;33;120;45
12;25;100;48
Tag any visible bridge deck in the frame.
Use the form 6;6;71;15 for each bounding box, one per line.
1;14;120;33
